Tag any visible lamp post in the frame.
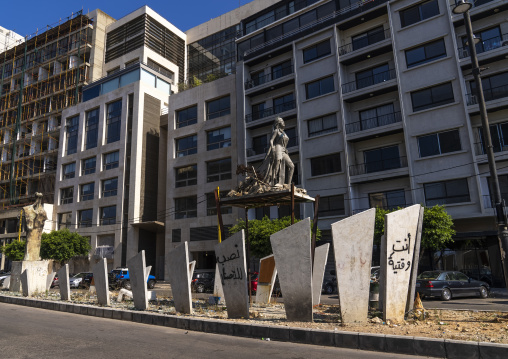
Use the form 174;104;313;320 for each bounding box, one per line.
453;0;508;289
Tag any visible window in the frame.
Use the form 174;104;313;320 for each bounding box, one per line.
147;58;174;82
175;165;197;188
369;190;406;210
364;146;400;173
251;102;266;121
400;0;439;28
63;162;76;180
172;228;181;242
478;121;508;154
80;183;94;201
207;158;232;182
82;157;96;175
250;70;265;87
308;114;337;137
359;104;396;131
405;39;446;68
106;100;122;143
66;115;79;155
470;71;508;103
252;134;269;155
85;108;99;149
271;60;292;80
318;195;345;217
311;154;341;176
103;151;119;170
100;206;116;225
102;178;118;198
176;135;197;157
462;26;502;57
412;82;454;112
355;64;390;89
255;207;270;220
60;187;73;205
58;212;72;230
206;191;232;216
207;96;230;120
176;106;197;128
418;130;461;157
285;127;298;148
175;196;197;219
79;209;93;228
424;178;470;206
306;76;334;99
273;93;294;114
207;127;231;151
303;40;331;63
107;67;120;76
352;26;385;51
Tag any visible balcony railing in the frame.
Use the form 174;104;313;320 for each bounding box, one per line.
466;84;508;105
349;156;407;176
338;28;391;56
346;111;402;134
341;69;396;94
458;33;508;59
245;100;296;122
245;66;294;89
474;141;508;156
247;136;298;157
483;194;508;209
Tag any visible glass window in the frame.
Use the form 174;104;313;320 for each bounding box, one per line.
478;121;508;154
66;115;79;155
172;229;181;242
424;178;470;206
103;151;119;170
102;178;118;197
106;100;122;143
60;187;73;205
418;130;461;157
369;189;406;210
206;191;232;216
207;127;231;151
80;182;94;201
176;106;197;128
359;104;396;131
271;60;292;80
306;76;334;99
355;64;390;89
405;39;446;68
63;162;76;180
85;108;99;150
207;96;230;120
462;26;502;56
175;165;197;188
303;40;331;63
400;0;439;28
79;209;93;228
174;196;197;219
470;71;508;103
175;135;197;157
364;146;401;173
100;206;116;225
412;82;454;112
207;158;232;183
311;154;341;176
251;134;269;155
352;26;385;51
251;102;266;121
318;195;345;217
82;157;96;175
307;114;337;137
273;93;294;114
58;212;72;230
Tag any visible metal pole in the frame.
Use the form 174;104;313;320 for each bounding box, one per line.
311;195;320;269
214;188;224;243
245;208;252;304
463;10;508;288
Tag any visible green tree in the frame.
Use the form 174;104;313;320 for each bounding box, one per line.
0;240;25;261
229;216;320;258
40;229;91;265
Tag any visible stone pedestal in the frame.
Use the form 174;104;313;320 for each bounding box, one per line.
168;242;192;314
271;218;313;322
127;251;148;310
18;260;50;297
255;254;277;304
312;243;330;305
215;230;249;319
332;208;376;323
57;264;71;300
92;258;110;306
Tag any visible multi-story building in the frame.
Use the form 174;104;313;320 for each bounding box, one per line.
0;27;23;53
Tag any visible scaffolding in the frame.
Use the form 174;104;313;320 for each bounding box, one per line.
0;11;94;208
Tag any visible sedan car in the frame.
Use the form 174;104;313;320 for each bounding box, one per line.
416;270;489;301
69;272;91;288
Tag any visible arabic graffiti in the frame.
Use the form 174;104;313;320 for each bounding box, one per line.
388;233;412;274
216;244;244;285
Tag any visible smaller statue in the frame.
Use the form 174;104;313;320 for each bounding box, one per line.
263;117;295;187
23;193;47;261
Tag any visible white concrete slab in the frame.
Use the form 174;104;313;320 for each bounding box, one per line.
92;258;110;306
168;242;192;314
255;254;277;304
20;261;49;297
127;250;148;310
312;243;330;305
213;264;225;304
189;260;196;283
57;264;71;300
46;272;56;291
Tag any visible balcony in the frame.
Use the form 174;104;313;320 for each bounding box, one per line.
245;101;296;124
466;84;508;106
342;69;396;94
245;66;294;90
339;28;391;57
474;141;508;157
458;33;508;59
349;156;408;179
346;111;402;135
246;135;298;157
483;194;508;209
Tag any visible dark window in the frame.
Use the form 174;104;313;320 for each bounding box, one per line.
100;206;116;225
85;108;99;150
60;187;73;205
102;178;118;197
405;39;446;68
418;130;461;157
285;127;298;148
364;145;400;173
352;26;385;51
80;182;95;201
252;134;269;155
176;106;197;128
251;102;266;121
411;82;454;112
424;178;470;206
462;26;502;57
271;60;292;80
273;93;294;114
250;70;266;87
400;0;439;28
369;189;406;210
207;96;230;120
172;229;181;242
311;154;341;176
307;114;337;137
355;64;390;89
63;162;76;180
175;165;197;188
470;71;508;103
306;76;334;99
359;103;396;131
478;122;508;154
255;207;270;220
175;196;197;219
206;191;232;216
207;158;232;182
58;212;72;230
66;115;79;155
79;209;93;228
82;157;96;175
318;195;345;217
176;135;197;157
207;127;231;151
103;151;119;170
303;40;331;63
106;100;122;143
147;58;174;81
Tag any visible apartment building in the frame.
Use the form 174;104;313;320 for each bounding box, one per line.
0;27;23;53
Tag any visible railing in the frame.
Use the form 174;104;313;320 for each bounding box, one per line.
102;189;117;197
245;66;294;89
81;167;96;176
346;111;402;134
349;156;407;176
341;69;396;94
176;148;197;157
473;141;508;156
100;217;115;226
103;162;119;170
338;28;391;55
60;197;73;205
483;194;508;209
80;193;93;201
466;84;508;105
458;33;508;59
245;100;296;122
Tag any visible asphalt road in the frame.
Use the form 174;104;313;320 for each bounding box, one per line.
0;303;429;359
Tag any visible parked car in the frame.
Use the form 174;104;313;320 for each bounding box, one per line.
322;270;337;294
69;272;91;288
51;275;59;288
191;271;215;293
0;271;10;287
416;270;489;301
249;272;259;294
110;268;156;290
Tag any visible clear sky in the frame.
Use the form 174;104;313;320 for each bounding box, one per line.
1;0;252;38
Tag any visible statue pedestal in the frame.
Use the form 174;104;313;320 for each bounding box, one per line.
10;260;50;296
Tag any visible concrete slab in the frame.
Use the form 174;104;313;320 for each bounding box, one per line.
9;261;22;292
92;258;110;306
332;208;375;323
270;218;313;322
312;243;329;305
213;263;225;303
20;261;49;297
214;230;249;319
167;242;192;314
255;254;277;304
189;260;196;282
57;264;71;300
46;272;56;291
445;339;479;359
126;250;148;310
381;205;421;322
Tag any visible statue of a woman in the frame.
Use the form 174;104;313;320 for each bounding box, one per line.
23;193;47;261
263;117;295;186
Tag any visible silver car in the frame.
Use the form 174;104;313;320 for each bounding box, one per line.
69;273;86;288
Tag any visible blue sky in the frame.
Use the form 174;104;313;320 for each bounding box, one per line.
1;1;251;37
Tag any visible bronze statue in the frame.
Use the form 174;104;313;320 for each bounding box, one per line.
263;117;295;186
23;193;47;261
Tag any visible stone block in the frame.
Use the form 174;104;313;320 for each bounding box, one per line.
95;308;104;317
73;305;81;314
385;335;415;355
102;308;113;319
92;259;110;306
215;231;249;319
177;317;190;330
86;306;97;316
445;339;479;359
57;264;71;300
216;320;234;335
141;313;154;325
289;328;312;344
413;336;445;358
270;218;313;322
311;329;335;346
164;316;177;328
20;261;49;297
269;326;290;341
112;310;122;320
359;333;386;352
202;319;218;333
335;331;359;349
312;244;329;305
250;324;267;339
167;242;192;314
232;323;251;337
332;209;375;323
152;314;165;326
131;312;142;322
479;342;508;358
188;318;203;332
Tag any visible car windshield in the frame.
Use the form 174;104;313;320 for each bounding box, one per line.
71;273;86;278
417;271;442;280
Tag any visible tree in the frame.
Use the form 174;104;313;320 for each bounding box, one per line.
228;216;321;258
40;229;91;265
0;240;25;262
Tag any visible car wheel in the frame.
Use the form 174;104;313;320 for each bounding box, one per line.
323;284;333;295
441;288;452;301
479;286;489;299
196;283;205;293
123;281;132;290
147;280;156;289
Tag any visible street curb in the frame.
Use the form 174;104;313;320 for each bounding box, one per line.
1;295;507;358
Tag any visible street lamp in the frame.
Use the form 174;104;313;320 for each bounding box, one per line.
453;0;508;289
